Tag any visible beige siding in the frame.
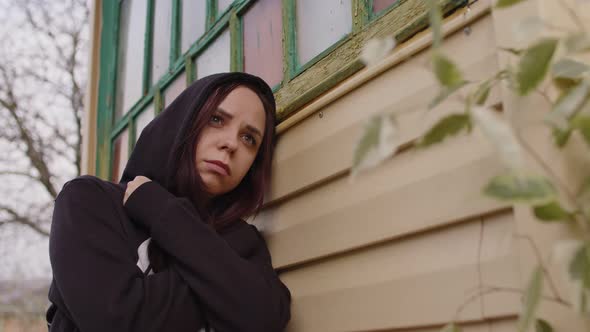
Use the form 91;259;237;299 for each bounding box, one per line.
259;0;590;331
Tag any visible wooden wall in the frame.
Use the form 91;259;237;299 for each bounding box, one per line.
256;0;590;330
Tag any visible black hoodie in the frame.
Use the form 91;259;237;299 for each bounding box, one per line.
46;73;292;332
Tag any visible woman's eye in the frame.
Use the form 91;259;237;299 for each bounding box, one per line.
243;134;256;146
210;115;223;125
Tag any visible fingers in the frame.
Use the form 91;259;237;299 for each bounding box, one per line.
123;176;151;205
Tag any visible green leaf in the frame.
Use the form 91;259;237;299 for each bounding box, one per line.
432;52;464;88
352;116;382;170
572;116;590;147
496;0;527;8
535;319;554;332
533;201;573;222
484;172;557;204
552;127;572;148
569;243;590;289
500;47;524;56
351;114;399;176
440;323;461;332
578;177;590;219
565;33;590;53
552;80;590;119
553;77;578;93
420;114;471;147
428;0;443;48
473;80;492;105
552;58;590;80
516;39;559;95
578;176;590;197
429;82;467;109
518;267;543;332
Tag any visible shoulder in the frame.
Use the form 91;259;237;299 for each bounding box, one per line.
60;175;106;192
58;175;120;199
55;175;123;213
52;176;128;234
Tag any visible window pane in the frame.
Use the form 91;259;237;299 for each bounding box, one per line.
164;71;187;107
115;0;148;121
218;0;233;16
196;29;231;78
296;0;352;66
243;0;283;87
135;104;154;142
111;129;130;182
152;0;173;84
373;0;398;14
181;0;207;55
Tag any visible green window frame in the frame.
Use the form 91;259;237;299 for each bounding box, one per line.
96;0;466;180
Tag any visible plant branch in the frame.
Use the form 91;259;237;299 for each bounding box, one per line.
515;234;567;304
477;219;485;316
453;284;570;323
556;0;587;33
535;88;554;107
514;128;590;230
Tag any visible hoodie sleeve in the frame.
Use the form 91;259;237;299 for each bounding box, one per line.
124;180;292;332
49;178;206;332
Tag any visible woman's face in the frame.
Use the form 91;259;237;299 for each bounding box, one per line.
195;86;266;197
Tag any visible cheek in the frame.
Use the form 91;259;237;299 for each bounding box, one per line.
236;153;258;180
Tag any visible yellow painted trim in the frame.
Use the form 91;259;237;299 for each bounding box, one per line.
81;0;102;176
276;0;491;135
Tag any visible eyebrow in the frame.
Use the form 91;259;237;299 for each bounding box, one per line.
216;108;263;138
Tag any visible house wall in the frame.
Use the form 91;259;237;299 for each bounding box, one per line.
252;0;590;330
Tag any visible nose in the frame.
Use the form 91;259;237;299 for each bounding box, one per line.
219;131;238;152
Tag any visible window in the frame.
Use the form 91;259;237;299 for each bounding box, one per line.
164;72;187;107
111;129;130;182
295;0;352;67
151;0;173;84
373;0;399;15
115;0;148;121
243;0;283;88
135;105;154;142
181;0;207;55
196;29;231;79
97;0;467;179
218;0;233;17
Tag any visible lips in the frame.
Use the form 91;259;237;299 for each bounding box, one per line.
205;160;230;176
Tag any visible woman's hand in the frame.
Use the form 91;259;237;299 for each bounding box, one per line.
123;176;152;205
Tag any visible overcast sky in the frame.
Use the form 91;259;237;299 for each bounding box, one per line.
0;0;88;281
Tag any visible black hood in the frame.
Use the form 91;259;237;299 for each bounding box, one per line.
120;72;275;192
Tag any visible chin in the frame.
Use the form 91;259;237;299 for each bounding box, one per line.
202;182;229;197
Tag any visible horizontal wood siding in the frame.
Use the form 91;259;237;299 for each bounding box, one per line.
258;8;535;330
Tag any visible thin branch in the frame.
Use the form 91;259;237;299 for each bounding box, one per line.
0;205;49;237
453;285;570;323
514;128;590;230
0;171;38;181
535;88;554;107
556;0;587;33
477;219;485;316
515;234;567;304
0;67;58;199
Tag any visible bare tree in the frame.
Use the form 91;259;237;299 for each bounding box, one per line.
0;0;89;237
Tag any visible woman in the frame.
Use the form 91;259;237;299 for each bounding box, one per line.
46;73;292;332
